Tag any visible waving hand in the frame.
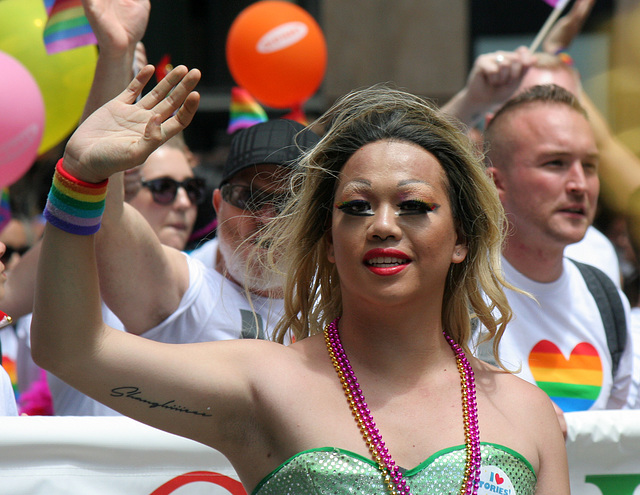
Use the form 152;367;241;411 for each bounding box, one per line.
64;65;201;183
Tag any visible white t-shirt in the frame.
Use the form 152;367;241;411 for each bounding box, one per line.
144;245;285;344
628;307;640;408
189;237;216;266
0;364;17;416
565;225;621;288
44;241;285;416
473;256;634;412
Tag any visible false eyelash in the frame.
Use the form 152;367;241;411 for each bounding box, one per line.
397;199;440;214
335;199;373;216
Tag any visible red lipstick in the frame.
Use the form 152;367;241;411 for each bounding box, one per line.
363;248;411;276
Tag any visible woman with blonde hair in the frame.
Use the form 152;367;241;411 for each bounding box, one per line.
32;66;568;494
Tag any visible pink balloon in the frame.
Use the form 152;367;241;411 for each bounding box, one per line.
0;50;45;188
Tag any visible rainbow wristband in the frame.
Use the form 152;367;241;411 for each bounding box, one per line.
44;158;108;235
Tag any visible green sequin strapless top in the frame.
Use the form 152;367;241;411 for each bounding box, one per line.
252;443;536;494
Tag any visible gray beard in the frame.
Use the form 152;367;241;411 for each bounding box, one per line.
217;231;283;295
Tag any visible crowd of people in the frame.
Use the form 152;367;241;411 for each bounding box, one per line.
1;0;640;493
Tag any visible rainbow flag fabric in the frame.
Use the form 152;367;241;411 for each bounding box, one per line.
529;339;603;412
0;189;10;233
227;87;268;135
43;0;98;55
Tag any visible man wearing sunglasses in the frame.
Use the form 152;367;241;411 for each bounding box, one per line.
95;118;319;346
190;120;319;299
178;119;321;340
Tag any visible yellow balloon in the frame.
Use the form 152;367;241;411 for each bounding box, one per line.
0;0;97;155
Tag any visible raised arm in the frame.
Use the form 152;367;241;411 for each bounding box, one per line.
94;149;192;334
80;0;150;121
80;0;191;334
542;0;596;55
0;0;151;322
31;70;283;464
31;67;212;431
441;47;535;127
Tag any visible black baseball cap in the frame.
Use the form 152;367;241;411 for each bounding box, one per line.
220;119;320;187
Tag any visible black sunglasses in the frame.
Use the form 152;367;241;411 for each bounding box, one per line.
220;184;287;213
140;177;206;205
0;245;28;265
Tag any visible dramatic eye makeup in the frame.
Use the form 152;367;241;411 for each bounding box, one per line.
334;179;439;217
397;199;439;215
335;200;373;216
334;199;439;216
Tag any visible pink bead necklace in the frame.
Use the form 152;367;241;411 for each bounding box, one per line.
324;317;481;495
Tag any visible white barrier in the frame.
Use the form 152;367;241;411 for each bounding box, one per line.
566;410;640;494
0;411;639;494
0;417;244;495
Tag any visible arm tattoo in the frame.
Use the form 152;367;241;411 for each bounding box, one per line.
110;386;213;417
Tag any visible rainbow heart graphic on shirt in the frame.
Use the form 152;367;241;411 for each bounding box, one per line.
528;340;603;412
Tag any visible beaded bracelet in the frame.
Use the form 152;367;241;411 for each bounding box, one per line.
43;158;108;235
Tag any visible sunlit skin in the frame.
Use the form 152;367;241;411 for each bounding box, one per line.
518;66;580;96
212;164;291;297
327;140;468;313
483;66;582;129
487;104;599;278
127;146;198;250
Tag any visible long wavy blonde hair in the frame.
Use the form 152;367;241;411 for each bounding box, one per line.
262;84;512;357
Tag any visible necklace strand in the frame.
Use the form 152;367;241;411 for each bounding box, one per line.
324;317;481;495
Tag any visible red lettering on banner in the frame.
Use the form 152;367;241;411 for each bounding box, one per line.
150;471;246;495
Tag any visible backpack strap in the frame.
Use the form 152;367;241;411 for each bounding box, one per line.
568;258;626;378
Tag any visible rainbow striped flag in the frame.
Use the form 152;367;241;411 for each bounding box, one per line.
227;87;268;135
0;189;11;233
43;0;97;55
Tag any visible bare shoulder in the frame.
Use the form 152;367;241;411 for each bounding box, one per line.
472;357;556;411
471;356;569;487
193;335;304;370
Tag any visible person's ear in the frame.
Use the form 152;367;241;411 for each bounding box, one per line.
484;112;495;128
452;236;469;264
213;188;222;215
486;166;506;197
326;230;335;263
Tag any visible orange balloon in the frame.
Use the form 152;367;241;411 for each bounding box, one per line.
226;1;327;109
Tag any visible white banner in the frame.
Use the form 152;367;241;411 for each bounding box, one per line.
567;410;640;495
0;417;245;495
0;411;639;494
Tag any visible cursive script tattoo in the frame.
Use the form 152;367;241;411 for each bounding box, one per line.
110;386;213;417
